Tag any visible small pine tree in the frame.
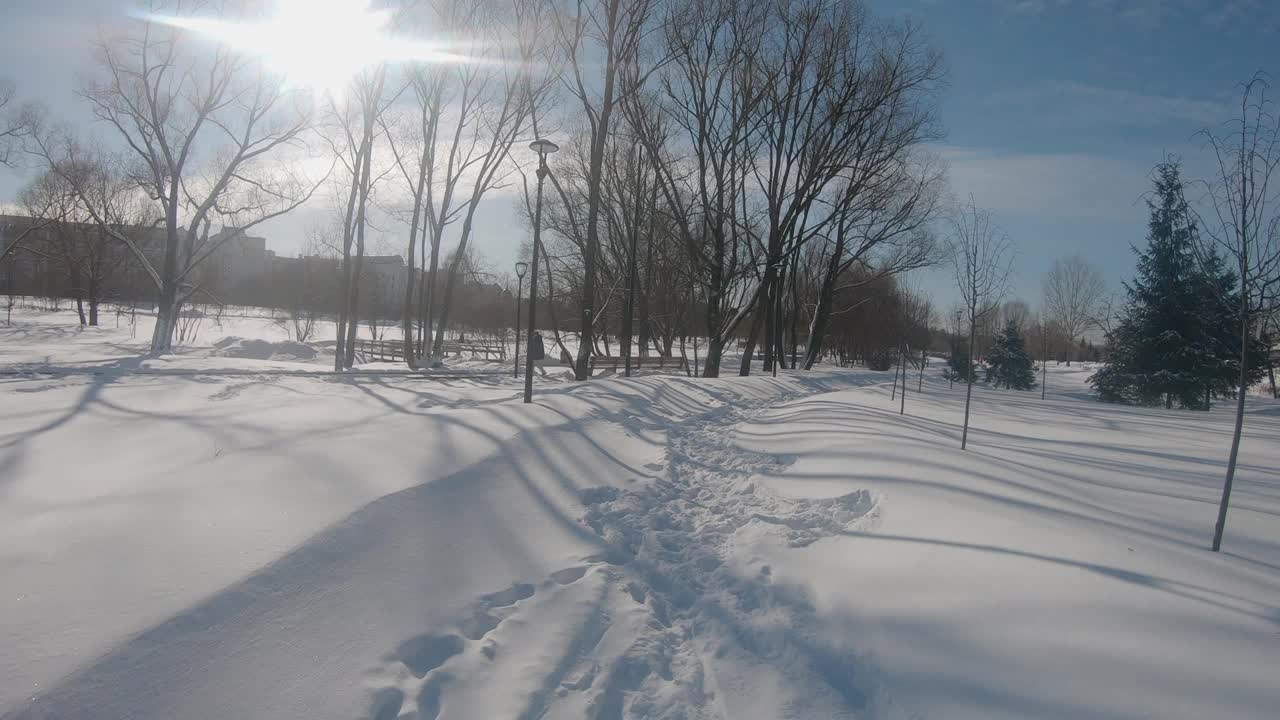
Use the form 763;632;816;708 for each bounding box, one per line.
944;340;977;383
985;322;1037;390
1090;163;1267;408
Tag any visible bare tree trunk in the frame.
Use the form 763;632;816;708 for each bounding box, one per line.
420;226;442;358
149;201;182;355
71;267;86;326
335;169;362;371
1041;329;1048;400
638;232;653;361
961;314;977;450
87;270;100;326
621;211;639;377
891;344;901;400
1212;276;1250;552
804;239;843;370
771;271;786;370
900;344;908;414
343;138;375;369
702;309;725;379
701;240;726;378
430;215;479;363
400;182;428;369
739;294;766;376
335;258;353;370
763;272;776;373
789;250;800;368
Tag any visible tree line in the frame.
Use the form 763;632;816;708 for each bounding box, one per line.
0;0;946;378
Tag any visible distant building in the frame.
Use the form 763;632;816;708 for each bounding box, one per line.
202;228;268;298
357;255;407;315
3;213;517;332
0;213;165;302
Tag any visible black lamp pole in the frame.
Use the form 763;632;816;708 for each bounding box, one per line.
524;139;558;404
513;261;527;377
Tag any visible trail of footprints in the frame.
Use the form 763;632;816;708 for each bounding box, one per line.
365;563;598;720
366;393;878;720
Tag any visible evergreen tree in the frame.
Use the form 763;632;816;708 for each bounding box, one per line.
1196;249;1270;402
1090;163;1266;408
945;339;977;383
985;322;1037;390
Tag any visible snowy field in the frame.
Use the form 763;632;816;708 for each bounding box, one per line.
2;307;1278;720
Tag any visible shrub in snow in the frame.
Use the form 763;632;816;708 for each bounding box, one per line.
866;350;895;371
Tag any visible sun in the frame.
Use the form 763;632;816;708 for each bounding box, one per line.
152;0;460;100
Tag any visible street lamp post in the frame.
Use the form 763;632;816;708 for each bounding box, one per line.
524;138;559;404
513;261;528;377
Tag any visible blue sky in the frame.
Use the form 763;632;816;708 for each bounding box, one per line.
1;0;1276;312
869;0;1279;308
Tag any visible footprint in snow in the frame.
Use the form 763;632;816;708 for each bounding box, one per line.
364;567;597;719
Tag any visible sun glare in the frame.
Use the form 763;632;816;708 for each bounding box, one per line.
152;0;464;100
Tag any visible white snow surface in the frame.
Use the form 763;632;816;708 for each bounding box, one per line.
1;309;1279;720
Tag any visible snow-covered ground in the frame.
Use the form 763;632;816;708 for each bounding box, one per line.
2;308;1278;719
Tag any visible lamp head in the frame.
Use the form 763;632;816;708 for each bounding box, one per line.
529;138;559;156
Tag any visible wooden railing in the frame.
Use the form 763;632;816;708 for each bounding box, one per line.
352;338;506;364
589;354;688;373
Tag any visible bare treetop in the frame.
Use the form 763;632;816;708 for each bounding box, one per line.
0;77;34;168
1043;254;1106;353
947;197;1014;325
1200;75;1280;315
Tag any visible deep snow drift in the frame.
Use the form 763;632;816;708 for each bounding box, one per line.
1;310;1278;720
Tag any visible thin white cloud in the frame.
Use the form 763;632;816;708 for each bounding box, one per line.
990;82;1228;129
935;144;1152;222
991;0;1278;30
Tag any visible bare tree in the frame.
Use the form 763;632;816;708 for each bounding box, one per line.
1;207;52;268
0;77;31;168
19;158;148;326
621;0;768;377
946;198;1014;450
996;299;1032;334
1199;76;1280;552
555;0;661;380
1042;255;1105;366
22;170;94;325
1;79;42;262
382;76;434;369
741;0;943;376
325;64;393;369
27;5;323;354
427;0;555;366
802;158;942;370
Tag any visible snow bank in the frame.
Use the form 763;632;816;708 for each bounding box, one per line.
2;324;1278;720
0;363;872;719
210;335;326;362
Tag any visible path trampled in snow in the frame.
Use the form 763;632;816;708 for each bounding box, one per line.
357;392;880;720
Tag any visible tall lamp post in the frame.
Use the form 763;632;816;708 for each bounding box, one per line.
524;138;559;404
513;261;528;377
